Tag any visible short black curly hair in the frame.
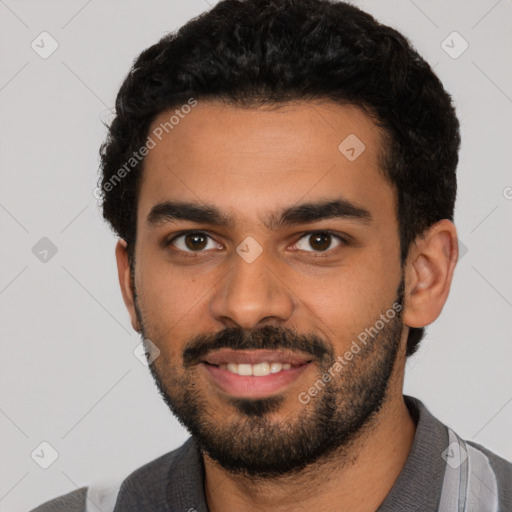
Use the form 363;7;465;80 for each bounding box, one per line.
98;0;461;358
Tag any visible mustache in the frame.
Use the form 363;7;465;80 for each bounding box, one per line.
182;325;332;366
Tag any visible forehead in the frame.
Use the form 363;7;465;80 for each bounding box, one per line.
137;100;395;229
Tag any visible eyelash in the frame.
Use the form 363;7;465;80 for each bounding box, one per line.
164;230;350;257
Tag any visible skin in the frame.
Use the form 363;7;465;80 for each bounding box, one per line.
115;100;459;511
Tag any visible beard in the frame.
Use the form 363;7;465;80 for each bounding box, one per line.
133;275;405;479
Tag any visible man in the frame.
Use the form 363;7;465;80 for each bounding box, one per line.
31;0;511;510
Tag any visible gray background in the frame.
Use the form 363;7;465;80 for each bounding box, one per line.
1;0;511;510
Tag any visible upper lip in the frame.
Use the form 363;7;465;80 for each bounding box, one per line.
201;349;313;366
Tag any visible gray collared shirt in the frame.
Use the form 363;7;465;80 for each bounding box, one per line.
30;395;512;511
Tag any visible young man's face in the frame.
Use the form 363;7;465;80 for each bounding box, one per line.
118;100;409;476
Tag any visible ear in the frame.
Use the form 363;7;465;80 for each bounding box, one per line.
115;239;141;332
402;219;459;329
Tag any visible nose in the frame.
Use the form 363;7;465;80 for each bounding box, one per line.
209;248;295;329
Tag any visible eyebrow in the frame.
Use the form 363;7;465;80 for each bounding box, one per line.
146;198;372;230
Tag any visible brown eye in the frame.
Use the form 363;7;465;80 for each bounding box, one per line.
169;232;219;252
294;232;346;252
184;233;208;250
309;233;331;251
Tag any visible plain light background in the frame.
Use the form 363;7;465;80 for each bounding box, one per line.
1;0;511;510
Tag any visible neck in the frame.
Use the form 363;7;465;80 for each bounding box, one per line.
203;389;416;512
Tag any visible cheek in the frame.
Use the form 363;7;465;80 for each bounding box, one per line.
136;260;215;348
295;262;398;344
137;251;193;310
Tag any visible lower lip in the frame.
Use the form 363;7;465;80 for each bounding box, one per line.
200;362;312;398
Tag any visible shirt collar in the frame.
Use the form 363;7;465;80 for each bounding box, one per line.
377;395;448;511
165;395;448;511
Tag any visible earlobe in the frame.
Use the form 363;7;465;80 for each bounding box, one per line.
402;220;458;329
115;239;141;333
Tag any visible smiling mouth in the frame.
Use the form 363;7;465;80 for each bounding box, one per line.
203;360;306;376
201;348;313;366
199;349;314;398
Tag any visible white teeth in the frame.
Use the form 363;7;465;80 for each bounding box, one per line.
252;362;270;376
237;363;252;376
219;361;293;376
270;362;283;373
227;363;238;373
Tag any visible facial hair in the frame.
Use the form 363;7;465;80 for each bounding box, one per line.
133;274;405;479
